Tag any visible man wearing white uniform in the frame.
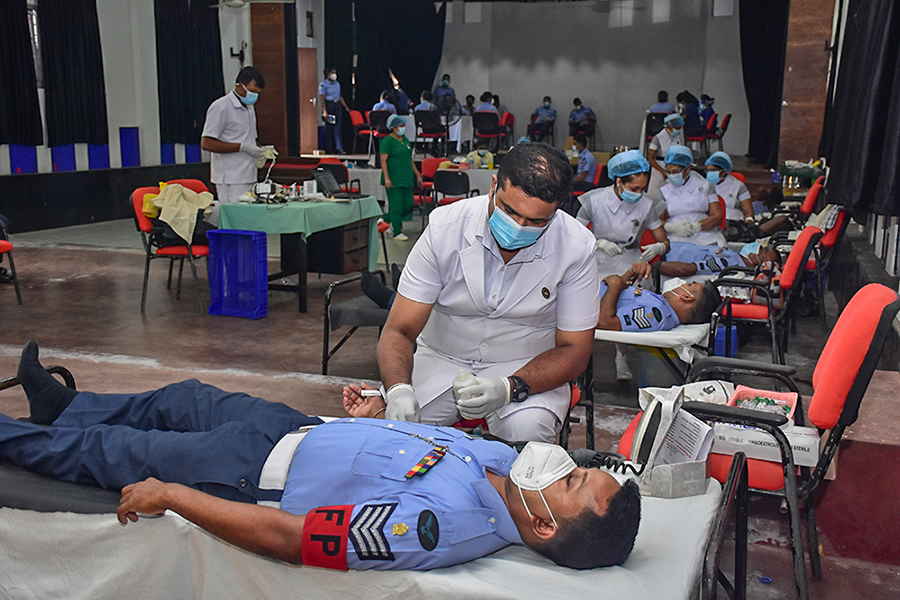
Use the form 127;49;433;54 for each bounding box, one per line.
575;149;669;380
378;143;600;443
201;66;267;207
660;145;725;246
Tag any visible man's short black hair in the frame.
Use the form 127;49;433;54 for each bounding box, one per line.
686;282;723;324
573;133;588;147
543;96;552;103
442;74;450;80
466;94;475;103
497;143;573;205
538;479;642;569
236;66;265;89
381;90;391;100
480;91;492;102
658;90;668;102
421;90;433;102
573;97;582;105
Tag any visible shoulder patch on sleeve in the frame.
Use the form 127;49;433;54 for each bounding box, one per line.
417;510;440;551
349;503;397;562
302;505;353;570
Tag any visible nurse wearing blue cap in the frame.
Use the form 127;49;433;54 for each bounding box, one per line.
647;113;685;196
705;151;753;223
660;145;725;246
575;149;670;380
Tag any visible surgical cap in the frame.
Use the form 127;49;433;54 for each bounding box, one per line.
387;114;405;130
664;145;693;167
608;150;651;179
517;136;530;145
664;113;684;128
705;151;733;172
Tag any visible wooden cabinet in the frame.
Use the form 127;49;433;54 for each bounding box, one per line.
306;220;369;275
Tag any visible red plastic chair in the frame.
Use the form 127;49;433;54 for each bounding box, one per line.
686;113;717;157
473;112;501;152
571;163;606;197
800;176;825;216
0;229;22;305
499;112;515;148
413;111;447;157
413;157;444;225
434;170;479;207
131;185;210;314
730;171;746;184
366;110;393;157
718;195;728;230
350;110;369;154
707;113;731;153
618;283;900;600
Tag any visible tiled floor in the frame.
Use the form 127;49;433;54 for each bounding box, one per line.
3;201;899;598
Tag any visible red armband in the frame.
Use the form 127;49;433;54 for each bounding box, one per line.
301;505;353;570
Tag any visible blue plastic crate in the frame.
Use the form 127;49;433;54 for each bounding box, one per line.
713;324;739;356
207;230;268;319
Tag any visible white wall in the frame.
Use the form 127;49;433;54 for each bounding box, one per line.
436;0;749;155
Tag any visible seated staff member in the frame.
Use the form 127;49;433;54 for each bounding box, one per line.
597;263;722;332
465;138;494;169
660;145;725;246
4;342;640;572
372;90;397;114
378;143;600;444
661;240;779;278
647;113;684;196
572;134;597;192
575;150;669;380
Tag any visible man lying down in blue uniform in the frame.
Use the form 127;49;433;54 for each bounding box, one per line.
595;262;722;332
0;342;640;572
659;241;779;278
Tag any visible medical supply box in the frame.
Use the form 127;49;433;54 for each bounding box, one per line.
711;423;821;467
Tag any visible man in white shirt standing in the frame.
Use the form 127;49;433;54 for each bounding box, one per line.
201;66;267;207
377;143;600;443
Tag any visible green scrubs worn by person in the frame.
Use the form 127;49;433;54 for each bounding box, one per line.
381;114;422;242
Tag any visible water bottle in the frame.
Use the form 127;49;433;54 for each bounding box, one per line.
468;156;475;169
452;370;478;401
770;170;781;185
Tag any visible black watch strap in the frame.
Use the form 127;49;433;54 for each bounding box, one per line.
508;375;531;403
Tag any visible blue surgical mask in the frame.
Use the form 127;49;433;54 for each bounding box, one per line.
667;171;685;187
442;80;449;87
488;193;549;250
706;171;721;185
670;128;681;139
239;83;258;106
396;126;406;136
740;241;762;259
618;184;643;204
543;102;551;109
478;149;487;157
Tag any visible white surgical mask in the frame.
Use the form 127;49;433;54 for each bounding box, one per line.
509;442;576;529
662;277;694;299
328;73;337;82
740;241;762;259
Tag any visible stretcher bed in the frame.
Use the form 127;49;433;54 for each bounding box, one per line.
595;323;713;383
0;367;747;600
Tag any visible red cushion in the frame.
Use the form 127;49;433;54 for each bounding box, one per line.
780;226;821;291
708;452;787;491
616;412;642;457
726;302;770;320
805;258;817;270
438;196;464;206
377;221;390;234
156;245;210;257
0;240;13;253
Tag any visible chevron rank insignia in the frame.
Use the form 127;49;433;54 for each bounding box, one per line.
631;307;652;329
349;503;396;561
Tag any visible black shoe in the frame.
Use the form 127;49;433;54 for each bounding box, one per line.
0;268;12;284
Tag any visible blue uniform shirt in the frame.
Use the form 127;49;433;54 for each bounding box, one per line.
372;100;397;114
666;242;743;276
533;105;556;122
569;106;595;123
577;147;597;182
434;84;456;104
415;101;437;113
281;419;522;571
476;102;499;114
600;281;680;332
319;79;341;102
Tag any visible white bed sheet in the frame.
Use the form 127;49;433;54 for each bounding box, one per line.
0;480;721;600
594;323;710;364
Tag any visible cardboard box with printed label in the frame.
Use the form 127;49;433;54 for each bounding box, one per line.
711;423;822;467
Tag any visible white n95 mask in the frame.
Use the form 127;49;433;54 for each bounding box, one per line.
661;277;688;294
509;442;576;529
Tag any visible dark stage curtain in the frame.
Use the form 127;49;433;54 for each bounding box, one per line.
820;0;900;215
739;0;790;168
154;0;225;145
325;0;446;147
38;0;108;147
0;0;43;146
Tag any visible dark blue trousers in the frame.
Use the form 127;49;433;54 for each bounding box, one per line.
0;380;322;503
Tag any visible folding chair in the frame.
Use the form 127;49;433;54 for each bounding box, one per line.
712;226;823;364
0;221;22;305
131;185;210;314
322;270;390;375
413;111;447;157
433;170;479;207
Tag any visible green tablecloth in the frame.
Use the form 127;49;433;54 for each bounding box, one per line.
219;197;383;271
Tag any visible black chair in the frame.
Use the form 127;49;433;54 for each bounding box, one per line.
316;161;361;194
413;110;447;157
558;357;595;451
367;110;393;157
322;271;390;375
472;112;501;152
644;112;669;153
433;170;479;207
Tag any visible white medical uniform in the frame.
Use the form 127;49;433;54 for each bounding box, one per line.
201;91;258;205
398;195;600;442
661;171;725;246
716;174;752;221
647;130;684;196
575;185;663;279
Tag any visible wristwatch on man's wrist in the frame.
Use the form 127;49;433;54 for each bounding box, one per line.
508;375;531;403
